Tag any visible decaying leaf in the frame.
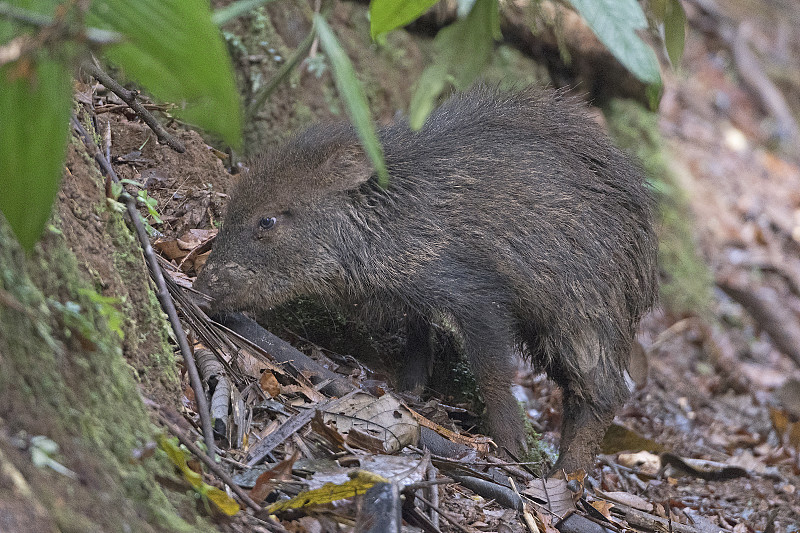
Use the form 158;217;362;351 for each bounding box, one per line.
596;490;653;512
266;470;388;514
260;370;282;397
408;405;493;454
522;477;577;519
323;392;419;454
590;499;615;520
250;451;300;504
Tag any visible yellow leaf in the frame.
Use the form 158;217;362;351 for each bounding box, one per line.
205;486;241;516
158;435;240;515
267;470;388;514
158;435;203;488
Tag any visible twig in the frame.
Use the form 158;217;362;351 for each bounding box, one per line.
70;114;215;458
82;58;186;153
244;0;330;121
402;478;455;491
718;278;800;368
158;415;291;533
684;0;799;156
732;24;800;148
426;463;440;530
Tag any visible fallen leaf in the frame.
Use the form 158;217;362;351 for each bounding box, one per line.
590;500;615;520
259;371;281;397
266;470;388;514
250;451;299;504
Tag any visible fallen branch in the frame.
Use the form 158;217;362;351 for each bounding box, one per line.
685;0;799;155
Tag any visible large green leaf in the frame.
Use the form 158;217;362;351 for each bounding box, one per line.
569;0;661;85
314;14;388;188
369;0;440;39
88;0;242;148
0;57;73;250
408;0;500;129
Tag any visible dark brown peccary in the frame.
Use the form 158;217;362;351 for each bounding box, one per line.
194;86;658;474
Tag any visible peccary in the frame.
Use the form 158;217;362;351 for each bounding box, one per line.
194;86;658;473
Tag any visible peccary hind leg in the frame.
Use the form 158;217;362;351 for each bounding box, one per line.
551;379;629;475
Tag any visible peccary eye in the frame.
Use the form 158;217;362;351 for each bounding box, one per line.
258;217;276;231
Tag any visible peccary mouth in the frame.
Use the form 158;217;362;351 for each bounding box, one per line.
193;269;299;316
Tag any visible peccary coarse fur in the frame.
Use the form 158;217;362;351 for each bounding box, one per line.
194;86;658;473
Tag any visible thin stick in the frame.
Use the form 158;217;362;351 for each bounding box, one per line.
70;115;215;458
82;58;186;153
0;1;120;44
402;478;455;492
158;415;291;533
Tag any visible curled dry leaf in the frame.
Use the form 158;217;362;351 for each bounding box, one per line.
323;392;420;454
259;370;281;398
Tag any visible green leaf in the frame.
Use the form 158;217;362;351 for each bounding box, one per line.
408;0;499;128
409;64;449;130
369;0;441;39
212;0;275;27
0;57;73;250
88;0;242;148
664;0;686;67
314;14;388;188
650;0;667;22
568;0;661;84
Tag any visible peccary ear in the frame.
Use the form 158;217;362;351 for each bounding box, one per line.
318;144;375;192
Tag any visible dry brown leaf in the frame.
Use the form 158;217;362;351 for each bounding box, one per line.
590;500;615;520
154;238;189;261
259;371;281;397
407;406;493;454
598;490;654;512
522;477;576;519
323;392;419;454
249;450;299;504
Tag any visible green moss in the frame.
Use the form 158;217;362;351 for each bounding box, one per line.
105;205;179;393
0;208;210;531
605;99;713;316
520;405;549;475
